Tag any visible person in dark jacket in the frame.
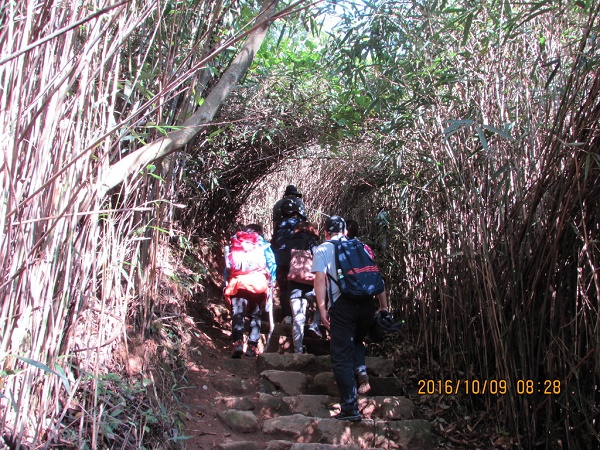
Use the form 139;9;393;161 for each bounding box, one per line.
284;221;322;353
272;185;306;229
271;198;306;323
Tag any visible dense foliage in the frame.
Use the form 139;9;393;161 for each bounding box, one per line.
1;0;598;448
237;0;600;447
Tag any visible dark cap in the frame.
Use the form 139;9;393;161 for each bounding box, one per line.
284;185;302;198
244;224;263;234
325;215;346;233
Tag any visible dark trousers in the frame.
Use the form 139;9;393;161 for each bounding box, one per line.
276;264;292;318
329;296;377;413
231;289;265;344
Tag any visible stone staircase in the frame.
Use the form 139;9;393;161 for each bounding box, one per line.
209;322;433;449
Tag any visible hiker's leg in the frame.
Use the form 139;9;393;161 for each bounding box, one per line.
290;290;307;353
276;264;292;320
231;296;247;343
329;297;360;413
353;300;378;372
247;293;264;345
305;289;321;327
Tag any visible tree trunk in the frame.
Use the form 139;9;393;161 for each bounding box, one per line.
97;0;280;198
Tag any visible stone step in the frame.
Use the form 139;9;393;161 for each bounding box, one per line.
260;368;405;399
283;394;414;421
263;414;432;449
215;411;431;449
216;392;415;422
210;350;432;449
265;323;330;355
216;441;368;449
257;353;394;378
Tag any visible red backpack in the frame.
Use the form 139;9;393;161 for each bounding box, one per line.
227;231;267;277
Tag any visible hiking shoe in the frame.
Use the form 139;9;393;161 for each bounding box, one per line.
306;324;323;339
244;342;258;358
231;340;243;359
356;370;371;394
281;316;292;325
333;410;361;422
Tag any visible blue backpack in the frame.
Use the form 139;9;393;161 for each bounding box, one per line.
327;237;385;300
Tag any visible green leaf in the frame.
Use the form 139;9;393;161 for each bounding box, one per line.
462;12;473;47
16;356;61;376
481;124;514;141
148;172;166;183
492;163;511;179
53;364;71;395
356;95;370;107
15;356;71;395
147;225;169;234
167;435;193;442
444;119;474;136
476;125;488;152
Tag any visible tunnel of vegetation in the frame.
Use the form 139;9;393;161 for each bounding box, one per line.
1;0;598;448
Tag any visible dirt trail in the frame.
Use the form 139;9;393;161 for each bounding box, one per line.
180;324;270;449
178;315;437;450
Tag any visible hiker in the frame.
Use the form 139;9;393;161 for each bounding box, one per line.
272;184;306;229
223;224;276;358
284;221;323;353
312;215;388;422
271;197;306;324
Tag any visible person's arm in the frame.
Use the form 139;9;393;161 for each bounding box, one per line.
223;268;230;290
272;199;281;228
264;244;277;284
296;198;306;218
314;271;330;329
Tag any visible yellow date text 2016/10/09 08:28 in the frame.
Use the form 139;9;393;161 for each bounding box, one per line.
417;379;562;395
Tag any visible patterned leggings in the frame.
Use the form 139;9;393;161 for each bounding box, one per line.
231;289;265;344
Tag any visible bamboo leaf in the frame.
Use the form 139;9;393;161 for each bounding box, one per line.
15;356;71;394
481;124;514;141
462;12;473;47
16;356;61;376
148;172;166;182
167;435;192;442
147;225;170;234
584;153;591;181
492;163;511;179
0;390;17;413
476;125;488;151
53;364;71;395
444;119;474;136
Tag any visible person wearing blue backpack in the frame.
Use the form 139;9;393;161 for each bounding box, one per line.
312;215;388;422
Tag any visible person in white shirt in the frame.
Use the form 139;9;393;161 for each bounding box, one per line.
312;215;388;422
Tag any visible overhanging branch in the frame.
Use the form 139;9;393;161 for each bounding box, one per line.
96;0;282;198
